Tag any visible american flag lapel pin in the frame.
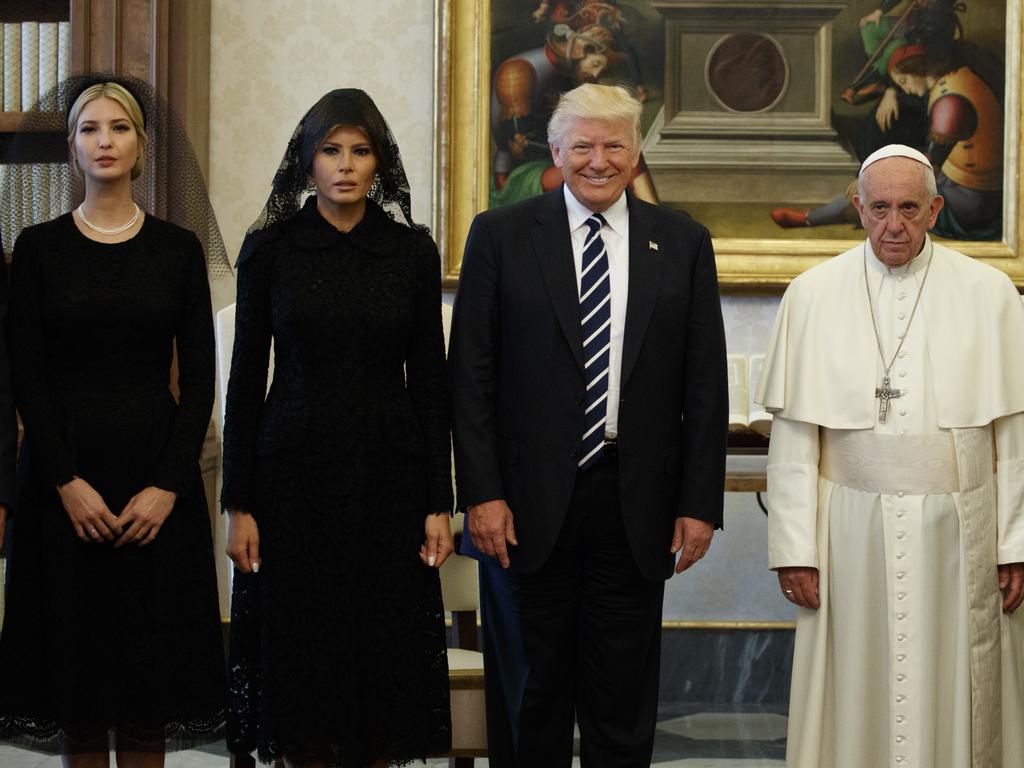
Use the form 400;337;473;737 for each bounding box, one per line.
649;241;659;251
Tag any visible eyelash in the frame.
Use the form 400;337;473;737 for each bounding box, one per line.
79;124;130;133
322;147;372;156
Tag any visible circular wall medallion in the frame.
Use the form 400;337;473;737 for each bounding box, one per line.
706;33;789;113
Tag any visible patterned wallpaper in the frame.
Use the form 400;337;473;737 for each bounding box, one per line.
208;0;436;288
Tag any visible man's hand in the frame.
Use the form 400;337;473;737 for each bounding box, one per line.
0;504;6;555
859;8;882;28
420;514;454;569
468;499;517;568
999;562;1024;613
876;87;900;132
226;510;261;574
114;487;176;547
57;477;121;543
671;517;713;574
778;566;820;609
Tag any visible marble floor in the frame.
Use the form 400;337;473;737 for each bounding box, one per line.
0;709;786;767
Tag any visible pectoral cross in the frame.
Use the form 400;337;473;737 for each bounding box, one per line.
875;375;902;423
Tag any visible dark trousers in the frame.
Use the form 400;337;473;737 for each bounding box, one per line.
516;455;665;768
460;518;529;768
478;557;527;768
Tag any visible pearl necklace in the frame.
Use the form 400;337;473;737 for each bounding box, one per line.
76;203;141;236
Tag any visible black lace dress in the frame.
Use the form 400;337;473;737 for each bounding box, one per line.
222;198;452;766
0;214;226;747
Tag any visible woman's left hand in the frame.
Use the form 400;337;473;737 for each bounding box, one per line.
420;513;454;569
115;487;177;547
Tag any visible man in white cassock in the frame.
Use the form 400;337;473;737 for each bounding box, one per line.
756;143;1024;768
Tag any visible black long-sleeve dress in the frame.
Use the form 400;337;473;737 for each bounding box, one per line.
222;197;452;766
0;213;225;748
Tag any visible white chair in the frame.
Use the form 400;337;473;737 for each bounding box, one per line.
440;301;488;766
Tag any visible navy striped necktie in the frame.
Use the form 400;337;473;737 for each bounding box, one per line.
578;213;611;470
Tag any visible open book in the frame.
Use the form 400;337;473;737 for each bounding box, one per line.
728;353;772;437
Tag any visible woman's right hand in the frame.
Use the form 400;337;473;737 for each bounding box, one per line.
57;477;121;543
226;510;261;573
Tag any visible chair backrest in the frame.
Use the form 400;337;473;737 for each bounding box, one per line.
438;300;481;614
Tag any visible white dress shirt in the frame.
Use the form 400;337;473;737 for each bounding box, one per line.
563;186;629;438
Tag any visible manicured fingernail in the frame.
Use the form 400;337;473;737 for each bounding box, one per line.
428;555;436;566
252;561;260;573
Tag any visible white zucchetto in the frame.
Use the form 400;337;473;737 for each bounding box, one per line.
860;144;932;176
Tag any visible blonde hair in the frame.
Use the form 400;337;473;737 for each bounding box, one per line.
67;82;148;180
547;83;642;152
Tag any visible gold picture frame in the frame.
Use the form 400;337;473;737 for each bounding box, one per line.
433;0;1024;292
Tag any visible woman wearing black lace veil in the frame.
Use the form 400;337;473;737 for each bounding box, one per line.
222;89;453;767
0;74;228;762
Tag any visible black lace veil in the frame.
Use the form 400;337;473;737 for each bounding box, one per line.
239;88;424;265
0;72;232;281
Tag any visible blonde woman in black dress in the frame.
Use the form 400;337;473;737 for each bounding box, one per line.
0;77;225;766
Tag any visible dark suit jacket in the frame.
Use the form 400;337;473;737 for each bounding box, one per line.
449;188;728;583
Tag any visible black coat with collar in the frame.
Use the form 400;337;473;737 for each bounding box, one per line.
449;188;728;583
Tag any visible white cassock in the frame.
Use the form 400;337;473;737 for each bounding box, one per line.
756;238;1024;768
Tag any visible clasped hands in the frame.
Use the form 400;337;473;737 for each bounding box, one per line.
58;476;175;547
467;498;713;574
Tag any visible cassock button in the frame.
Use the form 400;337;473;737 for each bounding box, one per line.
897;757;906;764
897;653;907;661
897;635;907;642
897;593;906;600
897;511;905;518
897;491;905;497
897;571;906;579
896;673;906;681
899;350;908;358
899;370;907;377
898;292;907;300
897;613;906;621
897;532;906;539
896;715;906;723
896;736;906;744
898;312;907;320
899;409;907;416
896;552;905;559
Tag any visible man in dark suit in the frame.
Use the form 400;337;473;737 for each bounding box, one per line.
449;84;728;766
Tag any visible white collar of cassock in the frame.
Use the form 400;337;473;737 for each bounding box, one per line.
865;236;932;278
563;184;629;237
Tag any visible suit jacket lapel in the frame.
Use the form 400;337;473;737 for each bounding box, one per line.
532;188;585;373
621;191;661;388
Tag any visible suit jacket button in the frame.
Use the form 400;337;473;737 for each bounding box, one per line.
569;448;578;459
574;394;584;406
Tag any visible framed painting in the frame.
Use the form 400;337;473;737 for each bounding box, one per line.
433;0;1024;292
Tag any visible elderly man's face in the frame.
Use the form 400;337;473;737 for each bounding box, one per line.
852;157;943;267
551;117;638;213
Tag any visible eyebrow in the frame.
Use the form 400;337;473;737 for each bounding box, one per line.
321;140;371;148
